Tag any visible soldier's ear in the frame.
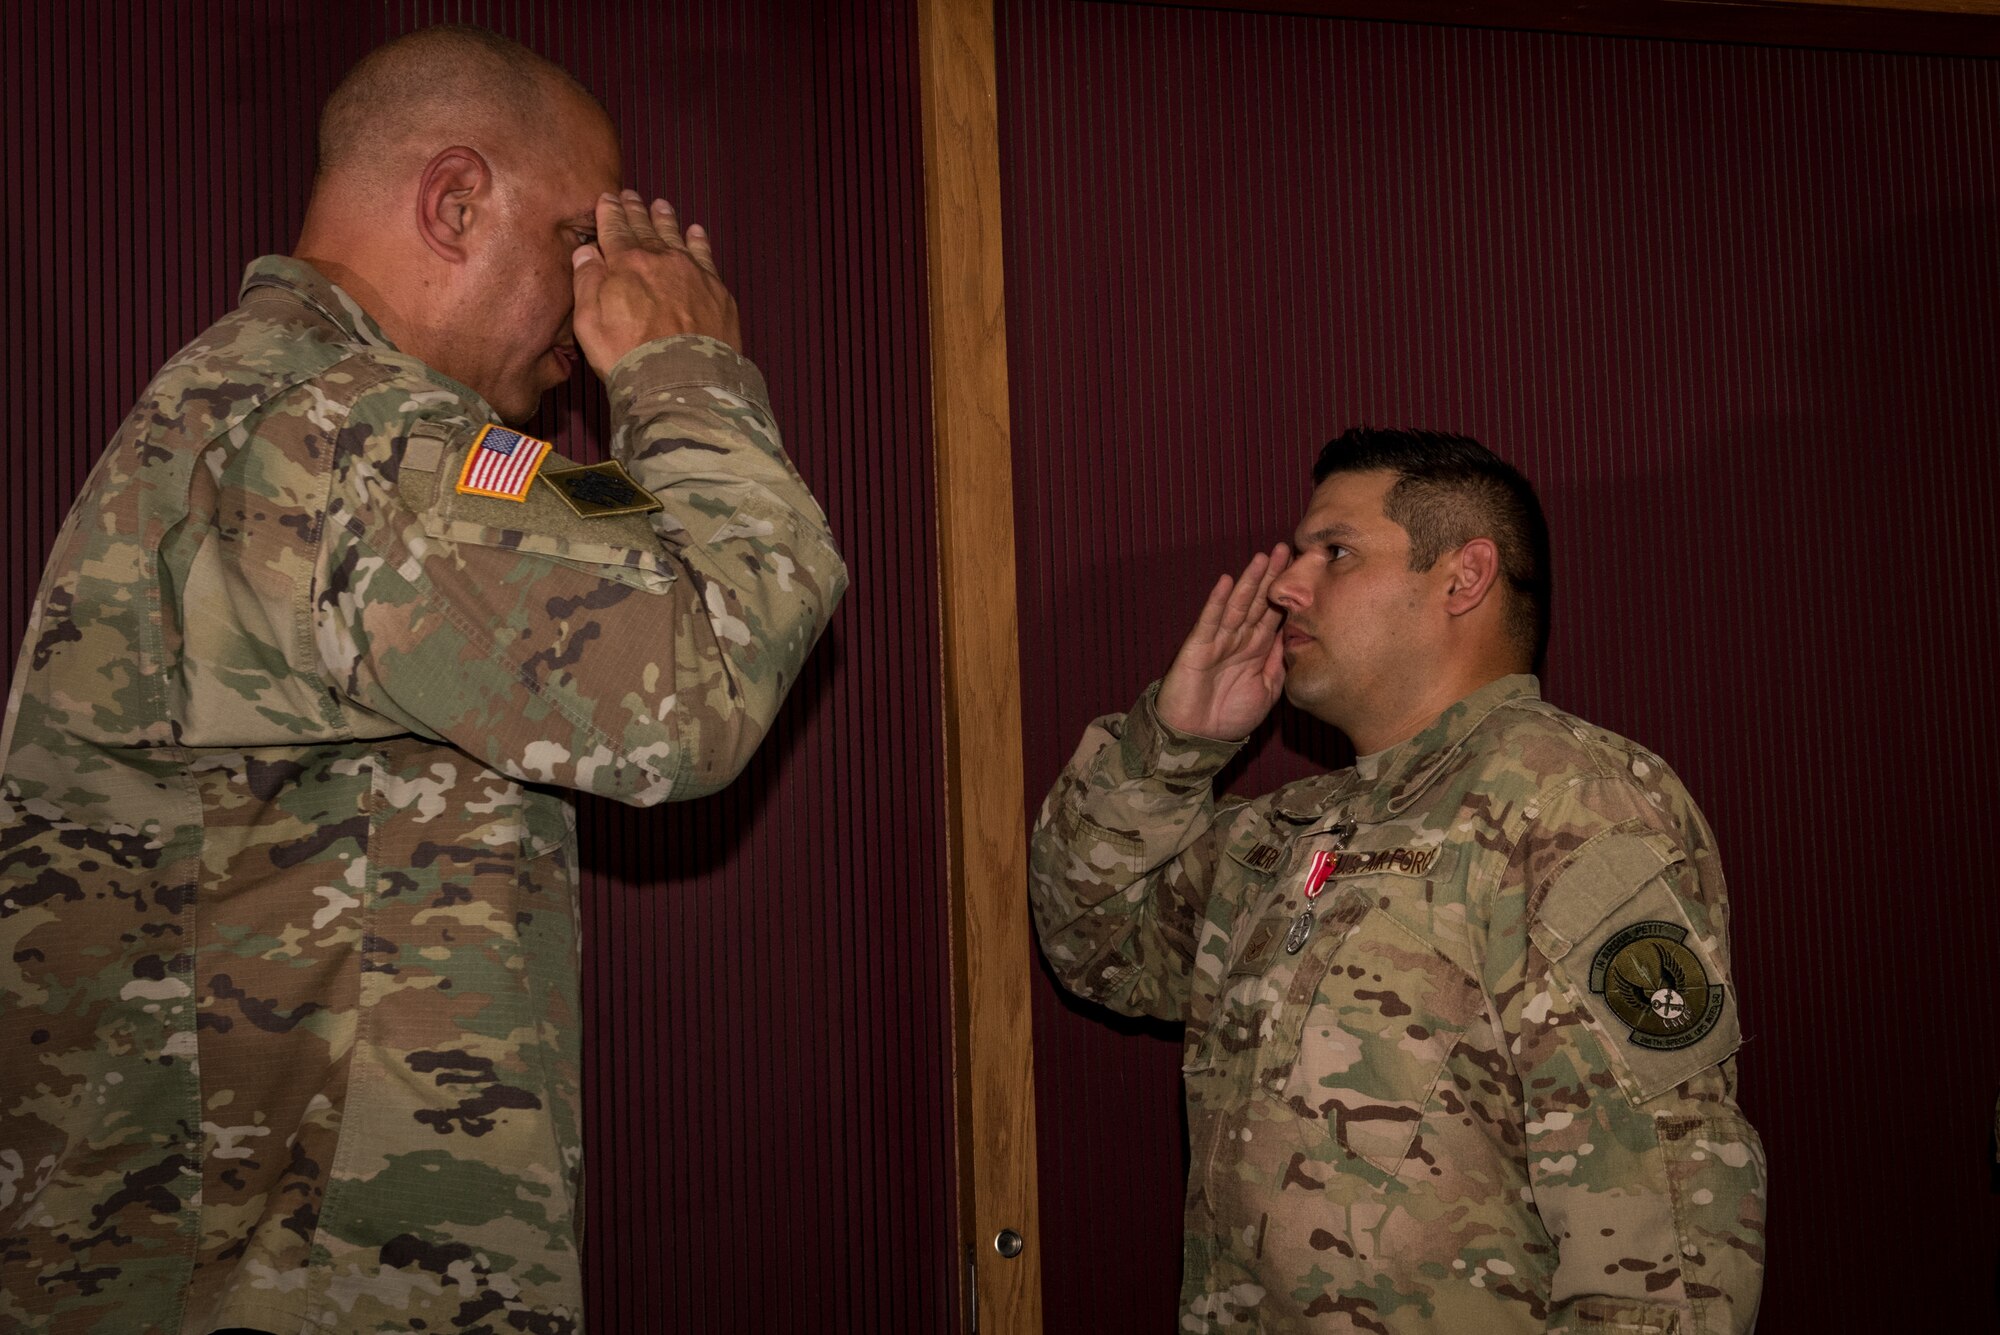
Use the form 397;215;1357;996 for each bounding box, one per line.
1442;537;1502;618
416;146;491;263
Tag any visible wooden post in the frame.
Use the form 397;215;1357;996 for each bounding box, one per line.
918;0;1044;1331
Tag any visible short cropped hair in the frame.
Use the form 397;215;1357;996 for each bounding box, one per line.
1312;427;1551;667
316;25;594;180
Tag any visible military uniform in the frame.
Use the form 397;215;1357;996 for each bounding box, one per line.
0;257;846;1334
1030;676;1765;1333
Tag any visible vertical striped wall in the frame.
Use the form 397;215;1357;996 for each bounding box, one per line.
1000;3;2000;1330
0;2;956;1330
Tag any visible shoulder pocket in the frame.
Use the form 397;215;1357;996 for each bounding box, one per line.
1533;828;1741;1104
397;422;678;593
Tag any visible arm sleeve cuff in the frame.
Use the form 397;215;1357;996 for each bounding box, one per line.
1120;681;1246;783
605;335;772;417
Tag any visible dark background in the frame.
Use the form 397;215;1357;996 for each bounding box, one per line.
6;0;1998;1331
1002;2;2000;1331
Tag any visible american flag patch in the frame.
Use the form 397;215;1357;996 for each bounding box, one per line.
455;424;553;502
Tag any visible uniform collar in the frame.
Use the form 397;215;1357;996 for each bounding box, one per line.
1273;674;1541;827
237;255;499;420
239;255;399;351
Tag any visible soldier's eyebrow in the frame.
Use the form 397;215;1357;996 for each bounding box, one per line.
1296;521;1361;548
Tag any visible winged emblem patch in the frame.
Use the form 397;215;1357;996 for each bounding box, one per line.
1587;921;1724;1051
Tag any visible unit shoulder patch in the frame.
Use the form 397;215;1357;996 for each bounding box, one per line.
539;460;664;518
1559;876;1741;1103
1588;920;1723;1051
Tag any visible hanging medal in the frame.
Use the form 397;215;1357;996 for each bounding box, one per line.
1285;848;1340;955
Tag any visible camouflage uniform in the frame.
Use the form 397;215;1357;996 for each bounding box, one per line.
0;257;846;1334
1030;675;1765;1333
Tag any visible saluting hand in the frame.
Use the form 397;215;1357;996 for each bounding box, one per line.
571;189;742;375
1155;545;1292;741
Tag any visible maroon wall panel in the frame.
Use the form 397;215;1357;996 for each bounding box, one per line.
1001;2;2000;1330
1;2;956;1330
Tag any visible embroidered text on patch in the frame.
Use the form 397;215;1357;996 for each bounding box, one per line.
1588;920;1725;1051
1324;847;1438;877
456;424;553;502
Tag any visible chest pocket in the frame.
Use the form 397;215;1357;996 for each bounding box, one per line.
1264;873;1485;1176
396;423;679;592
1182;816;1299;1075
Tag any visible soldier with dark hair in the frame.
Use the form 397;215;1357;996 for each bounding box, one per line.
1311;427;1553;668
1030;428;1764;1332
1;24;844;1335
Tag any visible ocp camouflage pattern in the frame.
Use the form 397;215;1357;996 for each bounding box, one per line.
1029;675;1765;1332
0;257;846;1334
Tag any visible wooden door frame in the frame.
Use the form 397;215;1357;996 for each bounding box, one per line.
917;2;1998;1333
920;0;1045;1331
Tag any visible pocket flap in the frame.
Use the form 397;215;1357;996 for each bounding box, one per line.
1531;827;1682;961
1533;829;1742;1105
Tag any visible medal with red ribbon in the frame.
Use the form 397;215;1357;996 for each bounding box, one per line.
1303;848;1336;901
1285;823;1353;955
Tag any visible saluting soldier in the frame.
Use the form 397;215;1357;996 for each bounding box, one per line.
0;24;844;1335
1030;429;1764;1332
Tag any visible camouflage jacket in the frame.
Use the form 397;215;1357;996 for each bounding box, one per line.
0;257;846;1335
1030;676;1765;1333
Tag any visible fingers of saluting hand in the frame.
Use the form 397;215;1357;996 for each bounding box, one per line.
1215;553;1270;636
1157;543;1292;740
1227;544;1291;631
646;196;688;250
1246;542;1291;635
1191;570;1239;642
593;192;639;253
1202;544;1291;647
684;222;719;276
592;191;690;255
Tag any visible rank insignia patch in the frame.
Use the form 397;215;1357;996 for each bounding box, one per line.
456;424;553;501
1589;921;1724;1051
539;460;664;518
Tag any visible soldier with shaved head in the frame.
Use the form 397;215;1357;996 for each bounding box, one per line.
1030;429;1765;1331
1;23;845;1335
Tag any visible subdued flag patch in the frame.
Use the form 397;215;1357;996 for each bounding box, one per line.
456;424;553;501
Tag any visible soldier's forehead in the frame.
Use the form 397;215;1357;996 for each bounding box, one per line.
1295;471;1397;538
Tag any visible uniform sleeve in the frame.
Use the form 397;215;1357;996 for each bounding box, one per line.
1026;683;1244;1022
1482;778;1766;1335
314;335;847;806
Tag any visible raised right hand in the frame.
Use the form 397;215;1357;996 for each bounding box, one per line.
571;190;742;375
1155;545;1291;741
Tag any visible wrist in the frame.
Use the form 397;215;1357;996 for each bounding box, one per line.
1124;683;1245;780
604;335;770;421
